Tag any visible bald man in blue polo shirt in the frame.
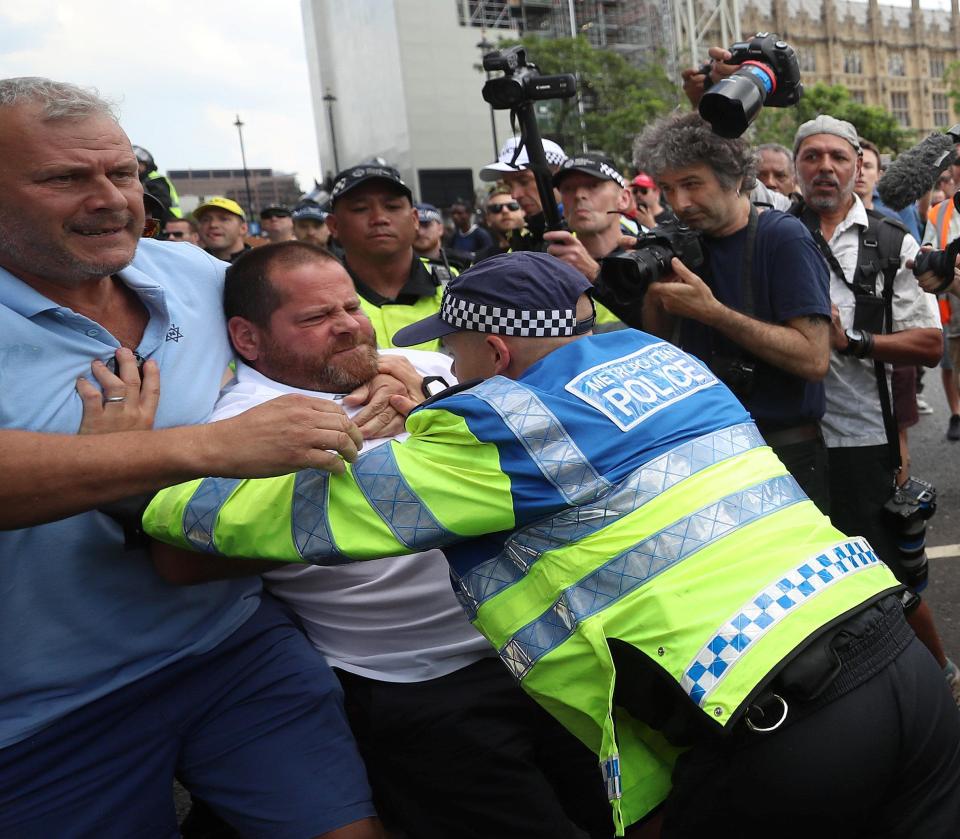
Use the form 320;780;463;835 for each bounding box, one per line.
0;77;379;839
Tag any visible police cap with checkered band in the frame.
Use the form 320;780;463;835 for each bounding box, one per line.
392;252;596;347
552;152;627;189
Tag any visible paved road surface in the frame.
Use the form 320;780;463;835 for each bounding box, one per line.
905;368;960;660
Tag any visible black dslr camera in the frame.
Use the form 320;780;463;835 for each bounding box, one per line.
699;33;803;138
596;220;705;307
884;477;937;592
481;46;576;232
911;234;960;292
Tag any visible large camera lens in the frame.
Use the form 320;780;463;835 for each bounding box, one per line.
699;61;776;138
912;247;952;281
598;245;674;306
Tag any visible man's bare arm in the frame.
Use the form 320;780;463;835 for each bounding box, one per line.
152;541;284;585
864;328;942;367
709;312;829;381
1;396;363;530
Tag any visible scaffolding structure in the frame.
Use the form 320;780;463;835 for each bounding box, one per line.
455;0;738;78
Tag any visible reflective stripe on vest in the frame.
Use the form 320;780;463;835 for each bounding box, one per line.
469;377;610;505
455;422;766;618
292;470;345;562
352;442;453;550
183;477;242;552
499;473;806;681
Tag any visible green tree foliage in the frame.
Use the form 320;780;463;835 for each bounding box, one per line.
945;59;960;113
500;35;679;169
749;82;910;152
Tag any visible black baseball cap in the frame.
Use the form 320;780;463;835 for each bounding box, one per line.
292;204;328;223
260;205;291;219
552;153;627;188
392;252;595;347
330;164;413;206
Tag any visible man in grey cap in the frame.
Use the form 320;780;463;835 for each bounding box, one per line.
792;115;955;693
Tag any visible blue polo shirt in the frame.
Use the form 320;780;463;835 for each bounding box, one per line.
0;239;260;749
678;210;831;428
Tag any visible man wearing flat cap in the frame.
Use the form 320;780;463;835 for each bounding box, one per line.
791;116;956;687
145;251;960;838
325;165;447;352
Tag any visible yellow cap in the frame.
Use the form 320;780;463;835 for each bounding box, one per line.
193;196;246;221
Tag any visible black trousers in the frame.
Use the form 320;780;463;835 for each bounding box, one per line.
769;433;830;515
661;601;960;838
335;656;614;839
826;445;907;580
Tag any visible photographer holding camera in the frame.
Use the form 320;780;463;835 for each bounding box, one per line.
630;112;832;508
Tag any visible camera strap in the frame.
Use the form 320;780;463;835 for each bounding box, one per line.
739;204;759;316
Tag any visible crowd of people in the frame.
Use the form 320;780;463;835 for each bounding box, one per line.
3;42;960;839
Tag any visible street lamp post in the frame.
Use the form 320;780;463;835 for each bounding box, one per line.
322;90;341;173
233;114;255;219
477;35;499;157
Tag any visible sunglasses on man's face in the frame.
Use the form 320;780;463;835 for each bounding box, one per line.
488;201;521;213
632;186;650;196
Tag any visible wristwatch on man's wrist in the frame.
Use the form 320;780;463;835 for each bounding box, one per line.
841;328;874;359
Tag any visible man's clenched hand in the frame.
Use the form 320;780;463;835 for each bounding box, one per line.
201;395;363;476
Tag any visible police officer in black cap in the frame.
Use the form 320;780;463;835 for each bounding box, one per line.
324;165;449;352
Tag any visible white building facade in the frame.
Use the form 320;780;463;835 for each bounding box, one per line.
301;0;519;206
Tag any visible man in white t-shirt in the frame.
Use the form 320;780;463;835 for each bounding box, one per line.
153;241;612;839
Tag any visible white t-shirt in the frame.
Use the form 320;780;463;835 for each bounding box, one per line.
821;196;941;448
210;350;492;682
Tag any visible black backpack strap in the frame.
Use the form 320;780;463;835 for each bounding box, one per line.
794;202;907;475
795;202;852;291
862;210;907;476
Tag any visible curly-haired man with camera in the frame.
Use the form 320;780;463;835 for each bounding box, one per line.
631;111;832;509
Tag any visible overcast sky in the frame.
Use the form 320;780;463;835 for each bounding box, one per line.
0;0;952;194
0;0;321;191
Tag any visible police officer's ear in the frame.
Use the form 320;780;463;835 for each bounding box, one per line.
486;334;512;377
227;316;262;363
615;186;631;214
325;213;339;239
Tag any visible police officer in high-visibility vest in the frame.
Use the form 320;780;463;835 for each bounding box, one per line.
144;253;960;837
325;165;448;353
132;145;182;219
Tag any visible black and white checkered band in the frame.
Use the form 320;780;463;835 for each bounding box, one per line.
544;148;567;167
505;147;567;168
441;292;586;337
561;157;626;187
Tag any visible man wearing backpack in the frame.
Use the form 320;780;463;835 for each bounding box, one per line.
791;116;956;696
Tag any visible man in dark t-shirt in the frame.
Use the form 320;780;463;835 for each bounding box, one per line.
631;112;832;510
